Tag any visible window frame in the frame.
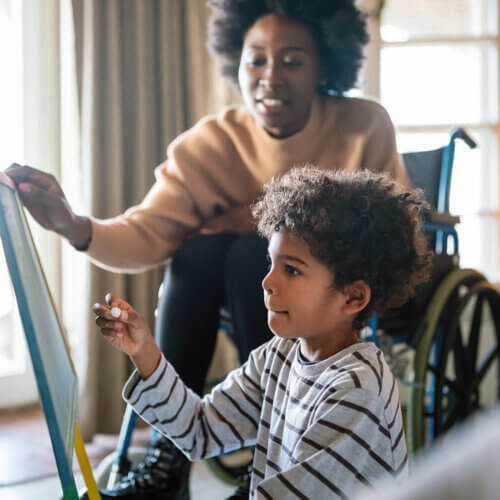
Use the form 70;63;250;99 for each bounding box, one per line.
362;3;500;281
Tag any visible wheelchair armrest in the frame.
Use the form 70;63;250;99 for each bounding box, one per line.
428;211;460;226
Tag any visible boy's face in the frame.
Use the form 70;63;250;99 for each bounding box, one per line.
262;231;358;360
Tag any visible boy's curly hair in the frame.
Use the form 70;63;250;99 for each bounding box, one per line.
208;0;368;95
252;166;433;329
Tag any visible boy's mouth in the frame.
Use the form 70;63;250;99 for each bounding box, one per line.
265;298;288;314
269;308;288;315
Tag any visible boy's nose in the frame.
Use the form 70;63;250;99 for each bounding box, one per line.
262;270;278;296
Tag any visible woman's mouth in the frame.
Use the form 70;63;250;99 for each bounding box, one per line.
257;97;288;112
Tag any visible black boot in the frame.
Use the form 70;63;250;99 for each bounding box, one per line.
100;436;190;500
224;463;251;500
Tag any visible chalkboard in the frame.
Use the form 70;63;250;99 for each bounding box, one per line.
0;174;79;499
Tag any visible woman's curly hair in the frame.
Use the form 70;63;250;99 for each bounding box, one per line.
208;0;368;95
253;166;433;329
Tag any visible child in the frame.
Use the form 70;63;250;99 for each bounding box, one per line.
93;167;432;499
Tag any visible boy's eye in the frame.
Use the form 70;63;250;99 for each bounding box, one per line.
265;254;272;270
284;264;300;276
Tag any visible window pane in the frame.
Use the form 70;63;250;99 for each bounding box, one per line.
397;129;498;215
397;132;451;153
381;0;498;41
0;0;25;376
457;214;500;282
0;277;25;375
0;3;23;169
381;44;498;126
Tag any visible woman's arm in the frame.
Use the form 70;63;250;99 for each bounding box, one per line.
5;161;198;271
6;164;93;249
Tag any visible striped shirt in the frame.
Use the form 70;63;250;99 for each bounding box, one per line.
123;337;408;499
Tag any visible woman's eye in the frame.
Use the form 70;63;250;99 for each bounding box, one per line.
284;264;300;276
283;59;303;67
246;58;265;67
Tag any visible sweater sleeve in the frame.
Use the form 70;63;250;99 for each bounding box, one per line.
85;112;250;273
123;347;266;460
85;160;198;273
255;388;408;500
361;103;408;187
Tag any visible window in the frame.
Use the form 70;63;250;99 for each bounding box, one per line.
0;0;38;406
0;0;69;408
369;0;500;281
0;0;24;375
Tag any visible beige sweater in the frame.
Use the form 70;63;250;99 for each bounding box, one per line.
87;95;407;272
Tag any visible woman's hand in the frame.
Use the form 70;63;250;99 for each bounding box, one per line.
198;204;255;235
93;293;161;379
5;163;91;248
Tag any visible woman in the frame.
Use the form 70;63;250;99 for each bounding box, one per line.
7;1;406;499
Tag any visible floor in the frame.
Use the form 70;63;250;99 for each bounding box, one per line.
0;462;234;499
0;406;234;499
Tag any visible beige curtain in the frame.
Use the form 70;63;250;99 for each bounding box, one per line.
71;0;238;439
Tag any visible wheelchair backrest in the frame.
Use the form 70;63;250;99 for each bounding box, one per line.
402;147;445;212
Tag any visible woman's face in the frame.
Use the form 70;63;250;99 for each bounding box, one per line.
238;14;323;138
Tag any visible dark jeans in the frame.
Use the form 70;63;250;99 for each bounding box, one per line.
155;233;272;396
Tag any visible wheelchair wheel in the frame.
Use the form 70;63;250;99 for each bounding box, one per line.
408;268;500;454
92;447;147;489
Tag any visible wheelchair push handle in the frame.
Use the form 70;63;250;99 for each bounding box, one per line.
450;127;477;149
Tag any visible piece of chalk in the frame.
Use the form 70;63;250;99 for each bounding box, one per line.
111;307;121;319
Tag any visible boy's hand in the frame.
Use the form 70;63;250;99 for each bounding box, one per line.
93;293;161;379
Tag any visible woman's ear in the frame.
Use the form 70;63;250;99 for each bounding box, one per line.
318;65;328;87
342;281;371;315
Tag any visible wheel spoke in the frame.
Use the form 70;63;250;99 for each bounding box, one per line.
467;293;484;373
452;324;467;384
442;402;461;432
476;344;500;383
443;376;461;394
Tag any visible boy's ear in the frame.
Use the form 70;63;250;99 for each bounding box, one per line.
342;281;371;315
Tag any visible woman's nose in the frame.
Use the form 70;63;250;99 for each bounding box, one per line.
259;61;282;88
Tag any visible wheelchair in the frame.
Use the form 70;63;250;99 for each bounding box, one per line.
90;128;500;493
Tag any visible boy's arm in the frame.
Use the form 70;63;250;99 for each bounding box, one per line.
123;346;266;461
254;388;407;500
93;293;265;460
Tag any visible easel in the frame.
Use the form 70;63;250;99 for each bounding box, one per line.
0;173;100;499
